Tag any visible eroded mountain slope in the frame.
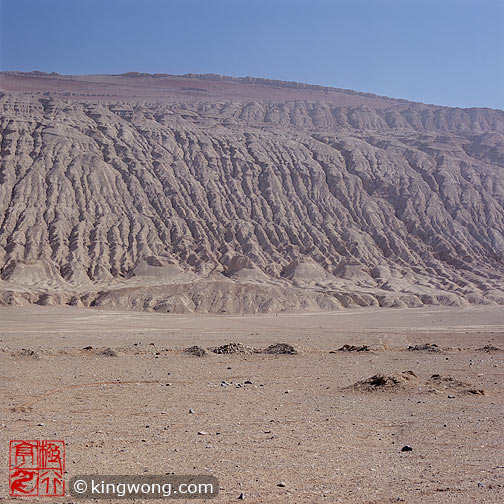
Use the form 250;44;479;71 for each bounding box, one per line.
1;74;503;312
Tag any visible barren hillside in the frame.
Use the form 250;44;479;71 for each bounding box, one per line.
1;72;503;312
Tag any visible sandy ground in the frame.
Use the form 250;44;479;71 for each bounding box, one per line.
1;305;503;503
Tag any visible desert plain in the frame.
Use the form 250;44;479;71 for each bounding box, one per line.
1;304;503;503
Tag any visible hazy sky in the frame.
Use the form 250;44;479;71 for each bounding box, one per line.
1;0;503;109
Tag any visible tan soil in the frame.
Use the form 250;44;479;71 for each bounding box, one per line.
1;305;503;503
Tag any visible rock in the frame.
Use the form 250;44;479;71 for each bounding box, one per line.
83;345;93;350
277;481;287;487
238;492;245;500
244;380;253;385
197;431;209;436
401;445;413;452
189;408;195;414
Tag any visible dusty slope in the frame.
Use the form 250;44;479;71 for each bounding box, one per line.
0;72;504;312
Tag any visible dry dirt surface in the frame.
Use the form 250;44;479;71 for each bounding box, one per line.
1;72;504;313
1;305;503;503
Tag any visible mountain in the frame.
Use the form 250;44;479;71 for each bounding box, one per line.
0;72;503;312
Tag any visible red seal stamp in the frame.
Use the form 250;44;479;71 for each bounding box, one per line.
9;440;65;497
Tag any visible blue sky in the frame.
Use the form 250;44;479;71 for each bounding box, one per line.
1;0;503;109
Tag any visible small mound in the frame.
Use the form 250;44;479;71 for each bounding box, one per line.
262;343;298;355
465;388;486;395
476;344;503;352
97;347;117;357
408;343;441;352
337;344;370;352
349;370;418;392
184;345;207;357
12;348;40;359
427;374;485;395
427;374;468;388
211;342;256;355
